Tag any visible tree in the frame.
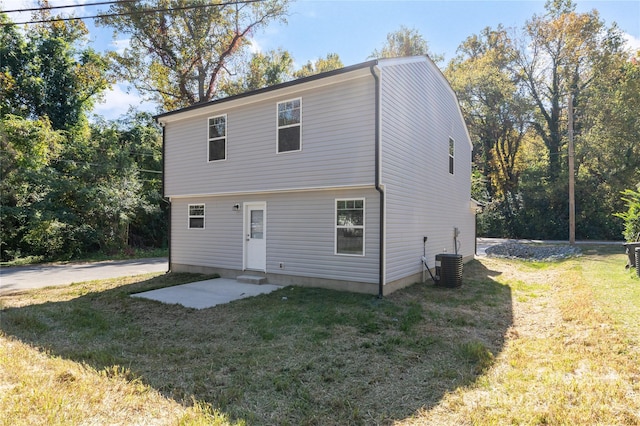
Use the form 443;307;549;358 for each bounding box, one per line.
220;48;294;96
514;0;626;182
0;14;30;119
446;26;531;199
369;25;443;63
615;184;640;242
99;0;290;111
578;52;640;193
0;115;65;260
0;110;165;261
0;11;111;131
293;53;343;78
67;114;163;252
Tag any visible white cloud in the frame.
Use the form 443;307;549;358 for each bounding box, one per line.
92;84;156;121
111;38;131;55
0;0;39;25
248;38;262;54
0;0;89;25
623;32;640;53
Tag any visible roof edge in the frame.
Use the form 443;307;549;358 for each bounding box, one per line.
154;59;380;121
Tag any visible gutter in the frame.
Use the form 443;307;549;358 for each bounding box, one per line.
159;121;171;273
370;63;384;299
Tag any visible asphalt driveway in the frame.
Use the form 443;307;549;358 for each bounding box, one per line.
0;258;168;294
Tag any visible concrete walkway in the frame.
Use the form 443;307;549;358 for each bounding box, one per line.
132;278;283;309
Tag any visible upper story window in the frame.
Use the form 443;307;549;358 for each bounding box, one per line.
449;137;455;175
188;204;205;229
208;115;227;162
277;98;301;153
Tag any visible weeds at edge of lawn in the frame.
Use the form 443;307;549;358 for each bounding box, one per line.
0;262;513;425
0;247;168;267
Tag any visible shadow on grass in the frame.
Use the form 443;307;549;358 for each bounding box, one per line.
1;261;511;424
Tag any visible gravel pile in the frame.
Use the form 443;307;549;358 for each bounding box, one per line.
485;242;581;261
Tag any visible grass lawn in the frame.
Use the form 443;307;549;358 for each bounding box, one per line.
1;246;638;425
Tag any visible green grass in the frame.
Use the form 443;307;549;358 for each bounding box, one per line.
1;246;638;425
0;247;168;267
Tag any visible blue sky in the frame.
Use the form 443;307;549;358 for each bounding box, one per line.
267;0;639;66
2;0;639;119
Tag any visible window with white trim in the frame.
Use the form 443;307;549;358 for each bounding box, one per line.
188;204;205;229
449;137;455;174
336;199;365;255
208;115;226;162
277;98;301;153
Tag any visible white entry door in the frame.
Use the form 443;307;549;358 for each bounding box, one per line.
244;202;266;271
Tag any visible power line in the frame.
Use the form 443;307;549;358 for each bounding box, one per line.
1;0;265;26
1;0;137;14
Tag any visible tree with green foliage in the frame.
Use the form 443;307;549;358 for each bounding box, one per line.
514;0;627;182
0;12;111;131
0;111;164;262
293;53;344;78
98;0;290;111
0;13;30;119
220;48;294;96
579;52;640;187
370;25;443;63
447;1;635;240
220;50;345;96
0;115;64;259
446;26;532;199
572;52;640;239
615;184;640;242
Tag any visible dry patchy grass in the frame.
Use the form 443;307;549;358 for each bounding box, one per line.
1;246;638;425
401;248;640;425
0;273;233;426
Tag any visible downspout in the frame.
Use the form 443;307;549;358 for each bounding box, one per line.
370;63;384;299
159;121;171;274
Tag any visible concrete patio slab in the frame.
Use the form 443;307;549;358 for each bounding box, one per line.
131;278;283;309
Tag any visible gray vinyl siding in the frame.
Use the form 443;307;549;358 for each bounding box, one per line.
164;76;376;197
171;188;380;284
379;60;474;284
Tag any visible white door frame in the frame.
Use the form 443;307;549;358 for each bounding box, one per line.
243;201;267;271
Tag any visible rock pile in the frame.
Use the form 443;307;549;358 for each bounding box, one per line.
486;242;581;261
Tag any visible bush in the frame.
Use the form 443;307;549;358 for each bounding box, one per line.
615;184;640;242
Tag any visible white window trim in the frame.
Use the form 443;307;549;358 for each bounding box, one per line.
276;97;302;154
188;203;205;229
208;114;227;162
449;137;455;175
334;198;365;257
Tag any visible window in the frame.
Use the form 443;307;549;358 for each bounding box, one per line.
208;115;226;161
277;98;301;153
449;137;455;174
188;204;205;229
336;199;365;255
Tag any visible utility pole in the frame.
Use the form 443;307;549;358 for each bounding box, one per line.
568;93;576;245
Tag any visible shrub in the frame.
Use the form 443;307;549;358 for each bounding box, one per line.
615;184;640;242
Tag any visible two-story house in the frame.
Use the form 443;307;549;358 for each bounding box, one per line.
156;56;475;296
